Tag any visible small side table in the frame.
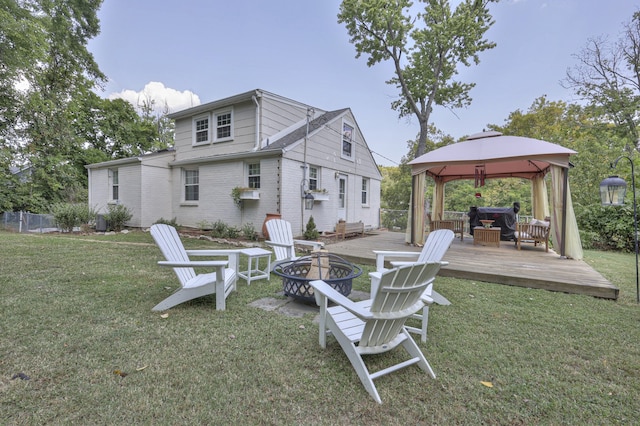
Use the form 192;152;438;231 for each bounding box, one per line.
238;247;272;285
473;227;501;248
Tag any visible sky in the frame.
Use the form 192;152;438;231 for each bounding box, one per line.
87;0;638;166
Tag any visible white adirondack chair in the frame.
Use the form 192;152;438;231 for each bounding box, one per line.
310;262;441;404
265;219;324;268
369;229;455;342
150;224;239;311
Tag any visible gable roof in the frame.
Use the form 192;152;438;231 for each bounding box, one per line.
261;108;349;152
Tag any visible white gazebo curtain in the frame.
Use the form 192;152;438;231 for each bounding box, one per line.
531;175;549;220
550;165;583;260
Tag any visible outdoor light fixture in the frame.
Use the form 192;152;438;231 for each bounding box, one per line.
600;175;627;206
300;179;315;211
304;192;315;210
600;155;639;303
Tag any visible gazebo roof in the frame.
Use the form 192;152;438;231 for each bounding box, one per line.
409;131;576;182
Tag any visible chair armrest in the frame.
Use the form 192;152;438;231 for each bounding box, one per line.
183;250;239;271
293;239;324;250
264;240;290;248
390;260;449;268
158;260;228;268
372;250;419;271
310;280;373;320
185;249;241;256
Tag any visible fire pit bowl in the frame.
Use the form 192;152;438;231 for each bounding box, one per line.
273;253;363;303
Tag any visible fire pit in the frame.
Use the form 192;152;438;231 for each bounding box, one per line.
273;253;362;303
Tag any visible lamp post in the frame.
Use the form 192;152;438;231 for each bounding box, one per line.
600;155;640;303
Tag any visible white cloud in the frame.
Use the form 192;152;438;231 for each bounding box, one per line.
108;81;201;115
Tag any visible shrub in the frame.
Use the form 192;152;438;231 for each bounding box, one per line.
153;217;179;227
304;216;319;240
104;204;133;232
51;203;97;232
225;226;240;239
241;222;258;240
211;220;229;238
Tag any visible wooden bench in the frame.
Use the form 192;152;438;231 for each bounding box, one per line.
335;221;365;239
515;218;551;252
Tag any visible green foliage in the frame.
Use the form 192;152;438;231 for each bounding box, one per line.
210;220;228;238
241;222;258;241
303;216;319;240
103;204;133;232
339;0;497;157
230;187;245;208
576;203;637;252
51;202;97;232
381;209;407;231
153;217;179;227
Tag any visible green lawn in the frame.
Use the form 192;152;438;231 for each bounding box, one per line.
1;231;638;425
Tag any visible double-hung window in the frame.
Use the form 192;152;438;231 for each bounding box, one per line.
361;178;369;206
342;121;354;160
193;115;210;145
248;163;260;189
184;169;199;201
308;166;319;191
215;110;233;141
110;169;119;201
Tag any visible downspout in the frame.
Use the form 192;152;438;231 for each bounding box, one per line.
252;95;260;151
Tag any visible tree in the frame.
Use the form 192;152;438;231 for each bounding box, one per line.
563;10;640;145
338;0;497;157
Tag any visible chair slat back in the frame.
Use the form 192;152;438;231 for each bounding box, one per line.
360;262;441;348
266;219;294;261
417;229;455;263
150;224;195;286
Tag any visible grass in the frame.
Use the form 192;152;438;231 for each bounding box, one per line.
1;230;639;425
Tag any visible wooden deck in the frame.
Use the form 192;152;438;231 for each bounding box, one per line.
323;230;619;300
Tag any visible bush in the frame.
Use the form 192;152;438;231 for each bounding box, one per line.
154;217;179;227
51;203;97;232
211;220;229;238
241;223;258;240
104;204;133;232
225;226;240;239
575;203;638;252
304;216;319;240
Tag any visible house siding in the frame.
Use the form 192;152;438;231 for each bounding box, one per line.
260;94;310;142
139;156;173;227
173;100;257;163
87;90;381;235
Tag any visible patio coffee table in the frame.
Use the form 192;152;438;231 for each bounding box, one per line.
473;227;500;248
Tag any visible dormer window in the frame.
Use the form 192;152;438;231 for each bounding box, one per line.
216;111;232;140
193;114;210;145
192;109;234;146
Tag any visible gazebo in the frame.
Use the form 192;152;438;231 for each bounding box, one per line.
407;131;583;260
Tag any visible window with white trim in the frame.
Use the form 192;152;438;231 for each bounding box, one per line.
248;162;260;189
342;121;354;160
309;166;319;190
215;110;233;141
110;169;119;201
193;115;210;145
361;178;369;206
184;169;199;201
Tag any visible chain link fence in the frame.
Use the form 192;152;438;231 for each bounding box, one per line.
1;211;57;233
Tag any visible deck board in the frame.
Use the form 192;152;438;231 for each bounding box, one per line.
322;231;619;300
